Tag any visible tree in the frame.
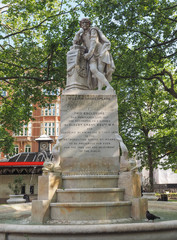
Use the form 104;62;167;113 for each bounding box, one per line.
117;78;177;191
81;0;177;98
0;0;82;155
80;0;177;189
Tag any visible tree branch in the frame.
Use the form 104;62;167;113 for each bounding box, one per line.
0;60;24;69
135;35;177;51
132;30;159;45
0;76;58;83
161;4;177;11
153;147;177;161
0;4;10;11
1;5;81;40
114;69;177;99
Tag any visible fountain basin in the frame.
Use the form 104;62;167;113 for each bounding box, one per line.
1;221;177;240
0;202;177;239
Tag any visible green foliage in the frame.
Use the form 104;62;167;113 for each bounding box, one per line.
80;0;177;191
0;0;82;154
81;0;177;98
117;77;177;190
0;0;177;193
8;176;25;195
0;127;14;156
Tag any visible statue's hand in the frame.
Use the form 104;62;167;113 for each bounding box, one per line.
78;28;84;35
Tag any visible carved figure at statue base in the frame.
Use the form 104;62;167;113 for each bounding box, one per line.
42;135;63;174
115;133;137;172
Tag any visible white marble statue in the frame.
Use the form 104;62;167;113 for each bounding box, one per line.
72;18;115;90
52;134;63;171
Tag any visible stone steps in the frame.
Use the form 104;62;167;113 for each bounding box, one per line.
57;188;124;202
49;174;132;222
50;201;132;221
62;175;119;189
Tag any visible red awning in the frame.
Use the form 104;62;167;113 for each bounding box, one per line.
0;162;44;166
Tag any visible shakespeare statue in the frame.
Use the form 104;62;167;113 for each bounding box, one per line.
66;18;115;91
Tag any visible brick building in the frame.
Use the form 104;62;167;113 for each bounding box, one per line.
0;91;61;160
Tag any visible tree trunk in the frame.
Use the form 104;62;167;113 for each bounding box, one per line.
147;145;154;192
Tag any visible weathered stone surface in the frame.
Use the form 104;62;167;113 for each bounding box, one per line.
60;90;119;175
6;195;26;204
38;172;61;201
62;175;118;189
32;172;62;224
31;200;50;224
131;198;148;220
118;171;141;201
1;221;177;240
66;45;89;90
57;188;124;202
50;201;132;221
0;233;6;240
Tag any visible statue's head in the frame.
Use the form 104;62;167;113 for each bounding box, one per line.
79;18;91;27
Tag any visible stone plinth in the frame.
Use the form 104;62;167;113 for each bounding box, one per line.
38;172;61;201
142;192;158;201
60;89;119;175
50;201;132;222
6;195;26;204
118;171;148;219
118;171;141;201
31;172;61;224
66;46;89;90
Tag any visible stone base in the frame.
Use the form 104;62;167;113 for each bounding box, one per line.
31;172;62;224
142;192;158;201
62;175;119;189
65;83;89;91
131;198;148;220
56;188;124;202
38;172;62;201
6;195;26;204
60;90;119;175
118;171;141;200
31;199;50;224
50;201;132;222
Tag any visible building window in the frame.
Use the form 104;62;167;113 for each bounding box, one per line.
15;122;32;136
41;103;59;116
30;186;34;194
14;145;19;155
21;185;26;194
25;144;31;152
43;88;60;96
41;122;55;136
56;122;59;136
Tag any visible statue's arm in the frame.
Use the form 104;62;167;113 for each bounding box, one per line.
73;29;84;45
84;29;97;59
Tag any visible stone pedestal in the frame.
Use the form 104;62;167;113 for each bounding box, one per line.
60;89;119;175
38;172;62;201
6;195;26;204
131;198;148;220
118;171;141;201
66;46;89;90
32;89;146;223
118;171;148;220
31;172;61;224
142;192;158;201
